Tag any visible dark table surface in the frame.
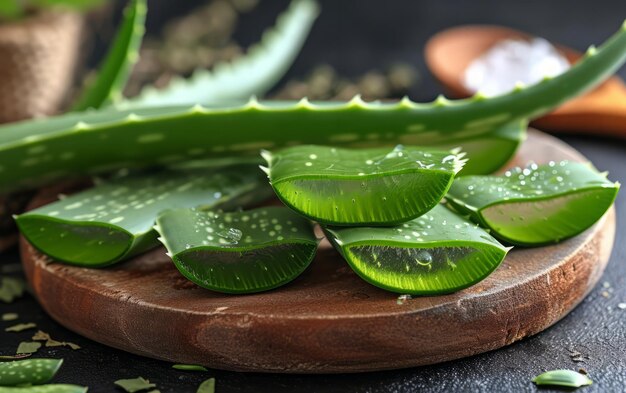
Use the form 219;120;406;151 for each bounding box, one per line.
2;1;626;392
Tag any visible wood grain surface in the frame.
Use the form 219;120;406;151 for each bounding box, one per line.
20;129;616;373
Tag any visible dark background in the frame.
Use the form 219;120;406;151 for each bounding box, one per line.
2;1;626;392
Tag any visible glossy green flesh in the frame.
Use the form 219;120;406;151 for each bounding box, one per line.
447;162;619;245
325;205;508;294
267;145;465;225
156;207;317;294
72;0;146;110
532;370;593;388
123;0;318;108
2;20;626;193
0;359;62;386
0;385;87;393
17;166;270;266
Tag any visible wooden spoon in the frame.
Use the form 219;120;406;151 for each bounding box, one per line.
425;25;626;138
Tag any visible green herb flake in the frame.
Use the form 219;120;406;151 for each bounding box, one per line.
114;377;156;392
0;277;26;303
1;313;18;321
5;323;37;332
16;342;41;355
532;369;593;388
0;354;31;361
32;330;81;350
197;378;216;393
172;364;208;372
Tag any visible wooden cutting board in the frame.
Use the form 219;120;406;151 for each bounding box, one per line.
20;130;616;374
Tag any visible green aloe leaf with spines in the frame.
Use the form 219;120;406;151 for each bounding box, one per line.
16;165;271;267
122;0;319;108
263;144;466;225
72;0;147;110
446;161;619;246
0;385;88;393
155;207;318;294
324;204;509;295
0;359;63;386
2;20;625;193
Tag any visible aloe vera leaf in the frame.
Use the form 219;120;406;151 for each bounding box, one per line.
324;204;509;295
0;359;62;386
123;0;319;108
71;0;147;111
155;207;318;294
16;166;271;267
446;161;619;246
532;369;593;388
1;21;625;193
264;145;466;225
0;385;88;393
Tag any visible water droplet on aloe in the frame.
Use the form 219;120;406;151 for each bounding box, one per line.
217;228;243;244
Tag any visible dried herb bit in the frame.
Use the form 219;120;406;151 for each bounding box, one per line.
197;378;216;393
114;377;156;392
0;358;63;386
16;342;41;355
532;369;593;388
0;354;31;361
31;331;81;350
0;385;88;392
156;207;317;294
0;277;26;304
447;161;619;246
172;364;208;372
263;145;466;225
1;313;18;321
5;323;36;332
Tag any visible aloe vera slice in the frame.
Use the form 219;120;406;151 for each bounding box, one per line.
0;359;63;386
324;204;509;294
72;0;147;110
263;145;466;225
0;385;87;393
123;0;319;108
156;207;317;294
446;161;619;246
16;166;270;267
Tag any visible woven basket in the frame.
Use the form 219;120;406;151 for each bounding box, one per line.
0;11;83;123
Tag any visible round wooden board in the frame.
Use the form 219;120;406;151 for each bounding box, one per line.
20;130;616;374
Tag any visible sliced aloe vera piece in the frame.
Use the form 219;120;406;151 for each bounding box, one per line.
446;161;619;246
16;166;270;267
0;385;87;393
263;145;466;226
0;359;63;386
156;207;317;294
325;204;509;294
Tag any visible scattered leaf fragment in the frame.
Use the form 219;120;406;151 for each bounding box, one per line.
5;323;36;332
532;369;593;388
32;331;81;350
197;378;216;393
114;377;156;392
0;358;63;386
0;277;26;303
16;342;41;355
1;313;18;321
0;354;31;361
172;364;208;372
